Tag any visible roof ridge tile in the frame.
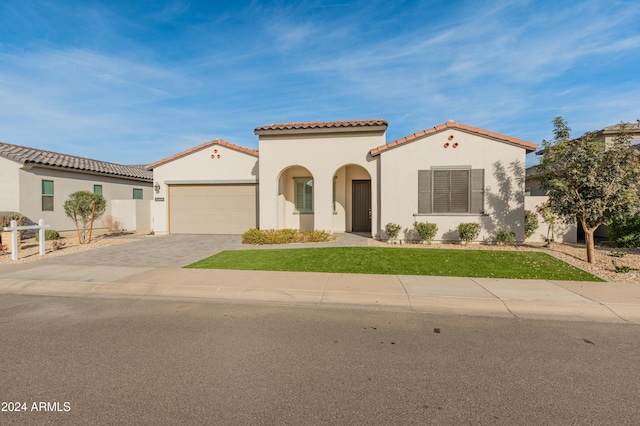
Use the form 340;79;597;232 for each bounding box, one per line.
369;121;538;156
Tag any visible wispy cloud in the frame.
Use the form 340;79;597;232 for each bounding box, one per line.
0;0;638;167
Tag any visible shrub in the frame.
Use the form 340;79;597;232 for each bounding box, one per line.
495;229;516;245
384;223;402;243
414;222;438;244
0;212;27;242
609;214;640;248
104;215;121;233
52;239;66;251
524;210;539;239
0;211;27;228
63;191;106;244
242;229;335;245
35;229;60;242
457;222;480;244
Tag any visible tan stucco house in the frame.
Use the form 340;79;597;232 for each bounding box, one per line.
0;142;153;232
148;119;537;243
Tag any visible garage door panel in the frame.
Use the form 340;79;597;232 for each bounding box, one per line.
169;184;257;234
171;197;257;209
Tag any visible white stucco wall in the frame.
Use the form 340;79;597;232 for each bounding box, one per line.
0;158;21;212
378;129;529;243
149;142;259;234
524;196;577;243
258;130;384;236
15;166;151;231
111;200;151;232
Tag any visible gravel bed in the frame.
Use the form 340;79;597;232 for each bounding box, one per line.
0;233;136;265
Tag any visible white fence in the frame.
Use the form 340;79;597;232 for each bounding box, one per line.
2;219;50;261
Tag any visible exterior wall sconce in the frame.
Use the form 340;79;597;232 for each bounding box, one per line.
154;182;161;193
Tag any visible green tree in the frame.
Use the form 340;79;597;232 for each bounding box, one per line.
63;191;106;244
537;117;640;263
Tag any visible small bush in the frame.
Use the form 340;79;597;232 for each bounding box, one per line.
414;222;438;244
52;239;66;251
104;215;121;233
495;229;516;245
242;229;335;245
0;212;27;242
612;260;634;273
524;210;539;239
457;222;480;244
0;211;27;228
35;229;60;242
609;215;640;248
384;223;402;243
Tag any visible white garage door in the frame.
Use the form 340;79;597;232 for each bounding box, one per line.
169;184;258;234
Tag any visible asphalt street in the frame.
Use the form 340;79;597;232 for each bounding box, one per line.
1;295;639;425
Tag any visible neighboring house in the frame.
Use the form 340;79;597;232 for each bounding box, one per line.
148;120;537;242
0;142;153;232
524;121;640;243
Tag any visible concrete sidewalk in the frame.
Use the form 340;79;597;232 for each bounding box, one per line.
1;262;639;324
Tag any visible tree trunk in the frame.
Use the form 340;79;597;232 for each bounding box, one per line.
581;217;598;264
88;202;96;244
73;212;82;244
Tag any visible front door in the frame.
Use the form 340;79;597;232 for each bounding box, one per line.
352;180;371;232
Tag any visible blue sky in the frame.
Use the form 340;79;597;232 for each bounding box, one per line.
1;0;639;167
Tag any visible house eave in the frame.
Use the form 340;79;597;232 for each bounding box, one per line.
255;125;388;136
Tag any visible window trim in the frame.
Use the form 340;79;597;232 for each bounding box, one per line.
133;188;144;200
94;184;103;195
42;180;54;211
332;176;337;212
293;177;313;212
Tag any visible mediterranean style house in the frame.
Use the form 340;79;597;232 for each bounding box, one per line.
147;119;537;242
0;142;153;232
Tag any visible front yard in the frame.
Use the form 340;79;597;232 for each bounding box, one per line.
186;247;603;281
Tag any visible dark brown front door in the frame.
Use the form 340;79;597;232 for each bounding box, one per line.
352;180;371;232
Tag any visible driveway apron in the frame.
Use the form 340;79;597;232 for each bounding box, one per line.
40;234;245;268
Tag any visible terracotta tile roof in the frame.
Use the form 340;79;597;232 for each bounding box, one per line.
370;121;538;156
145;139;258;170
254;119;388;133
0;142;152;181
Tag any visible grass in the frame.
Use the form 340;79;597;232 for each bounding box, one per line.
186;247;603;282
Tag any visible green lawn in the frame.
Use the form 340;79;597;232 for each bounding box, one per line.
186;247;603;282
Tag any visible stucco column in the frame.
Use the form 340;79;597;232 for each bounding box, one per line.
259;165;278;230
313;170;334;232
370;170;379;238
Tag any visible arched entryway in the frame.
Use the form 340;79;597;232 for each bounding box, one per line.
276;165;314;230
332;164;372;234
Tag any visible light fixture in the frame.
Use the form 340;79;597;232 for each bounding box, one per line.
154;182;160;193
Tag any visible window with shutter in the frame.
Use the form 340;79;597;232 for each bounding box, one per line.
420;168;484;214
